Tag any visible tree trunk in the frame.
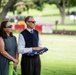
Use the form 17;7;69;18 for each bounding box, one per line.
60;10;65;24
56;0;65;24
0;0;1;7
60;0;65;24
0;0;16;24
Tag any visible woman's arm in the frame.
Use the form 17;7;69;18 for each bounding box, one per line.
16;48;19;60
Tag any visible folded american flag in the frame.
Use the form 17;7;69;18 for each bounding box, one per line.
27;47;48;56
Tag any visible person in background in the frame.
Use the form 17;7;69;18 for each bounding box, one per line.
18;16;43;75
0;21;19;75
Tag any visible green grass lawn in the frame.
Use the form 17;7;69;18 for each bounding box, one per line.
38;16;76;24
53;24;76;31
14;33;76;75
40;34;76;75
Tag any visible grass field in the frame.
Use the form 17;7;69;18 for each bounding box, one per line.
14;33;76;75
52;24;76;31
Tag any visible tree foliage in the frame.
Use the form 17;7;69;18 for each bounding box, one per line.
0;0;76;24
66;0;76;7
32;0;44;11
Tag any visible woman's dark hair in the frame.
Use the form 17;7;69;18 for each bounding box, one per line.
24;16;33;22
0;21;13;38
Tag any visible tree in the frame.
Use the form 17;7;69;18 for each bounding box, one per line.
44;0;66;24
0;0;16;23
66;0;76;14
15;1;26;14
32;0;44;11
0;0;76;24
0;0;34;23
23;0;34;14
44;0;76;24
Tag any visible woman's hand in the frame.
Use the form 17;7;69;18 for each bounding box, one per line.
13;59;19;68
13;58;19;64
14;63;17;68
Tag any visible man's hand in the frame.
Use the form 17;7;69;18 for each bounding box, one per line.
38;51;44;55
32;47;44;50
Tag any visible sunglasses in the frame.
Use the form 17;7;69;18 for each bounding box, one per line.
5;25;12;28
28;21;36;24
